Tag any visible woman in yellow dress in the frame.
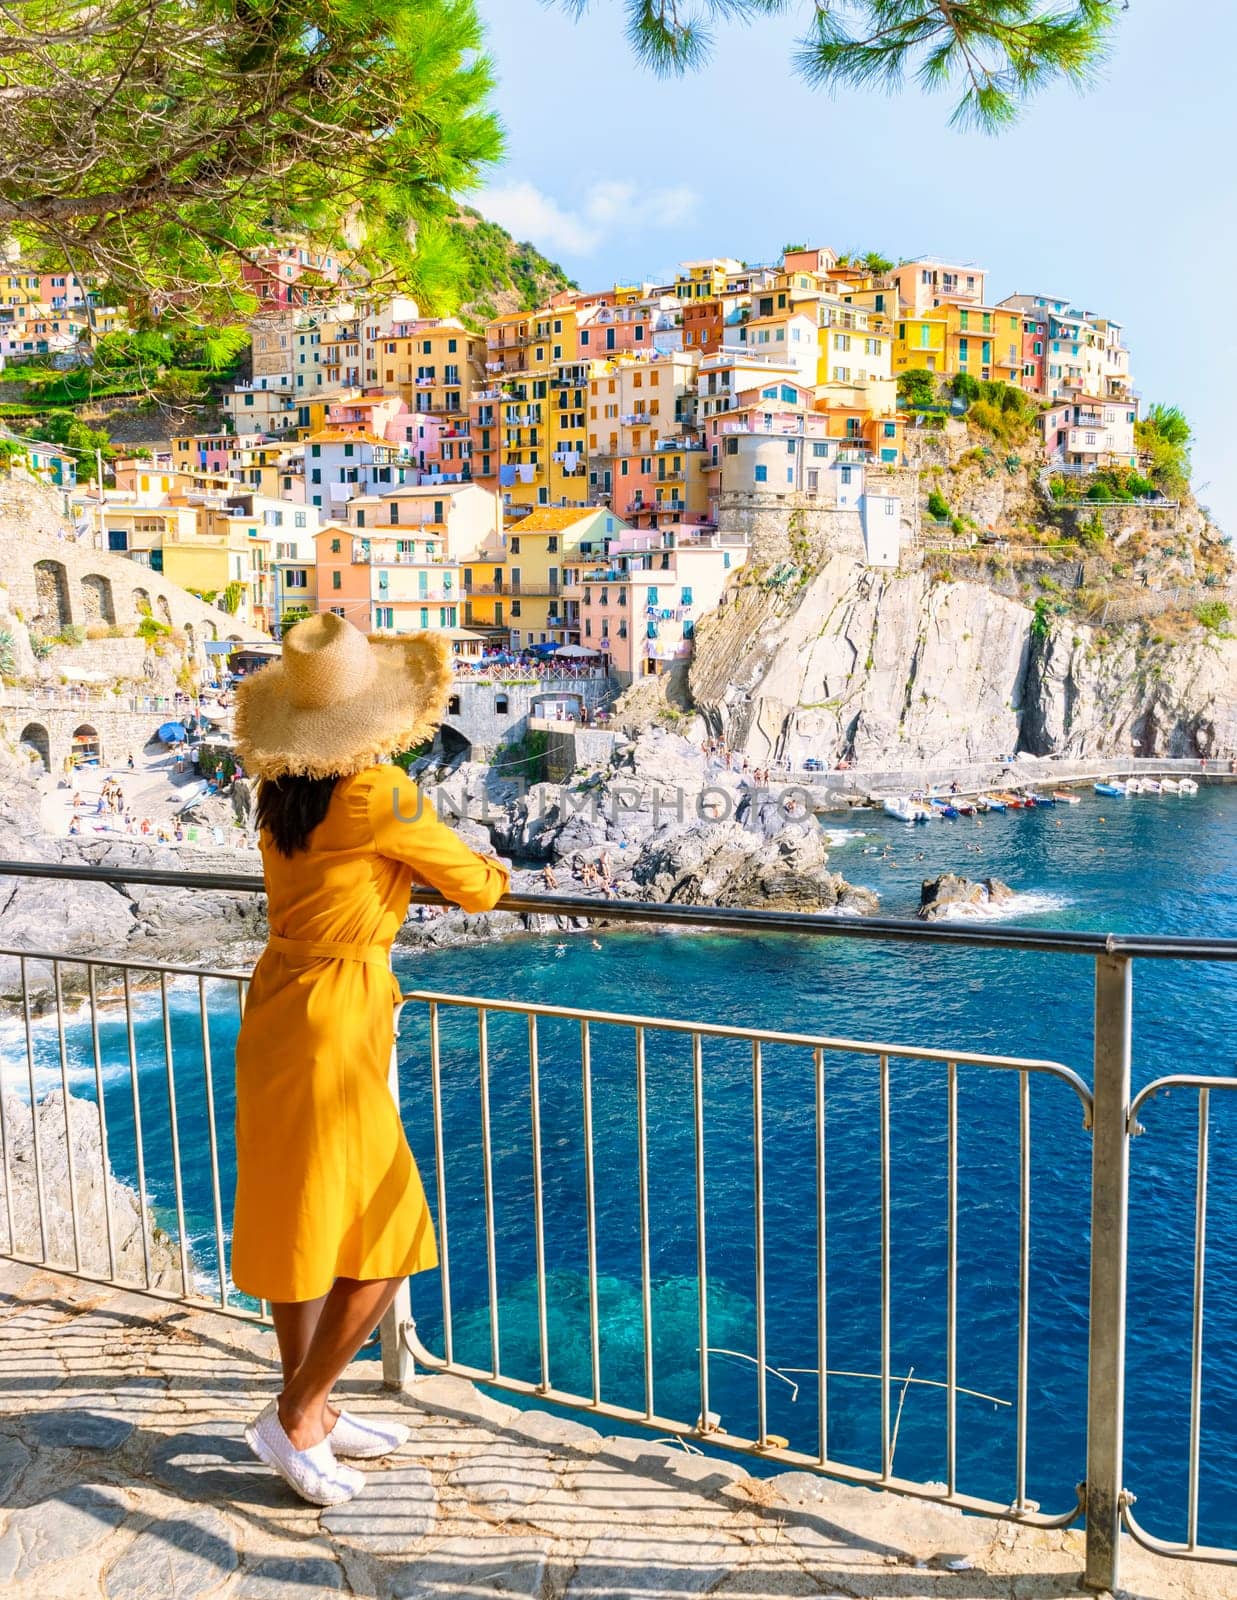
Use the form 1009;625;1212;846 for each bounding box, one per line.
231;613;508;1505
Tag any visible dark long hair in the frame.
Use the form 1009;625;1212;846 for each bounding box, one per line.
256;775;340;856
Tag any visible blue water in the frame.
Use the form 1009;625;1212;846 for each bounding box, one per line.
3;786;1235;1548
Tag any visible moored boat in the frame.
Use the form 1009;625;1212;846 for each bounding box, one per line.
1025;791;1056;806
984;795;1007;812
1125;778;1143;794
930;797;960;819
1052;790;1081;804
1179;778;1199;794
1160;778;1181;793
884;796;923;822
1094;781;1126;796
1142;779;1162;794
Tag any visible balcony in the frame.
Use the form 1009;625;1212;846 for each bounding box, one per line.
0;859;1232;1598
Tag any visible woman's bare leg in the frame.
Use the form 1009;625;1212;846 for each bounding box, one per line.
270;1293;329;1386
276;1276;405;1450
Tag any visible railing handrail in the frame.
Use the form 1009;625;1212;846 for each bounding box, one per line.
1;858;1236;961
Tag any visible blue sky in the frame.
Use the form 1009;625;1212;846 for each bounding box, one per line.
473;0;1237;530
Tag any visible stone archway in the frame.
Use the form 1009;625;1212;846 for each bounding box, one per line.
205;620;218;641
80;574;116;626
133;588;152;617
34;559;71;632
156;594;173;625
18;722;50;771
70;723;101;767
184;622;197;659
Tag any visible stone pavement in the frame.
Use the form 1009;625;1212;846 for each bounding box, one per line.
0;1259;1230;1600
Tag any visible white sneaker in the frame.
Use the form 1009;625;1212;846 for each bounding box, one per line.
328;1408;412;1459
243;1402;366;1506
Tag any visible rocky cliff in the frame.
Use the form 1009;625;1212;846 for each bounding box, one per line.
688;555;1237;766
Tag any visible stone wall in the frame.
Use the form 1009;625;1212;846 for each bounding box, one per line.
443;676;615;760
5;699;182;773
713;491;867;567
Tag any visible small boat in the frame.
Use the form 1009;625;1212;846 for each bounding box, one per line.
1125;778;1143;794
999;792;1027;808
930;798;960;819
884;796;927;823
1160;778;1180;793
984;795;1007;813
1142;779;1162;794
956;800;978;817
1179;778;1199;795
1025;791;1056;807
1094;781;1126;797
1052;790;1081;804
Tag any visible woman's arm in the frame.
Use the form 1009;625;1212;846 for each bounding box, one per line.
369;768;510;914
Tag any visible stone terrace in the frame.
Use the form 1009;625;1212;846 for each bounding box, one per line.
0;1259;1230;1600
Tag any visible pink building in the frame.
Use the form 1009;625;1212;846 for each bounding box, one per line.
575;524;748;684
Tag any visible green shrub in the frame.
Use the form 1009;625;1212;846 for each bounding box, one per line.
1195;601;1231;633
55;623;87;646
927;489;950;520
0;626;14;676
897;368;938;408
1031;597;1052;642
951;373;981;403
137;615;170;642
1077;511;1106;548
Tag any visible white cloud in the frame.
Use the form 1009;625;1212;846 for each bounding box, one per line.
474;178;699;258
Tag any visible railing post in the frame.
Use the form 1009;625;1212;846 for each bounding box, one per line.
1084;953;1132;1592
380;1000;414;1389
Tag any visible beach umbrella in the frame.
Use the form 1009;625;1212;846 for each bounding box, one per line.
158;721;187;743
555;643;599;658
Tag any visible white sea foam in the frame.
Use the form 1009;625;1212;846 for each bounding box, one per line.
822;828;866;846
0;976;237;1103
932;889;1073;923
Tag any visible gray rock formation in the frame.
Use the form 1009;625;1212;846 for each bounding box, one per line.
632;814;878;913
689;554;1237;766
0;1088;183;1287
918;873;1014;921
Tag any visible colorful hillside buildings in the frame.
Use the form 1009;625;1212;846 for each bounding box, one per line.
48;237;1140;669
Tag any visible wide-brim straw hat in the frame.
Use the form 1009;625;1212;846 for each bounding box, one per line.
234;612;454;780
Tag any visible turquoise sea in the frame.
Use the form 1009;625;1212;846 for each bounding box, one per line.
4;784;1236;1549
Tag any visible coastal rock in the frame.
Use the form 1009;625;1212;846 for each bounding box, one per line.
0;1089;183;1288
631;814;878;913
918;873;1014;921
689;553;1237;765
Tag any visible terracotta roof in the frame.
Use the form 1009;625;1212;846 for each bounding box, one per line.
304;429;394;446
510;507;603;533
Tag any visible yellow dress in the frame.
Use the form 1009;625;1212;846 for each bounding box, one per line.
231;764;509;1303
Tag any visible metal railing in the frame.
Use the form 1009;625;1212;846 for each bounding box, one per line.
0;858;1236;1593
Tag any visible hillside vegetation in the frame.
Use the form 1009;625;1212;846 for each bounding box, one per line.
447;206;576;327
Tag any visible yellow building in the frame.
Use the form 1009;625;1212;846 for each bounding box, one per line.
941;302;1024;386
673;259;744;302
816;298;896;414
505;506;628;648
376;317;485;415
894;302;1024;387
459;534;509;638
893;309;949;376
